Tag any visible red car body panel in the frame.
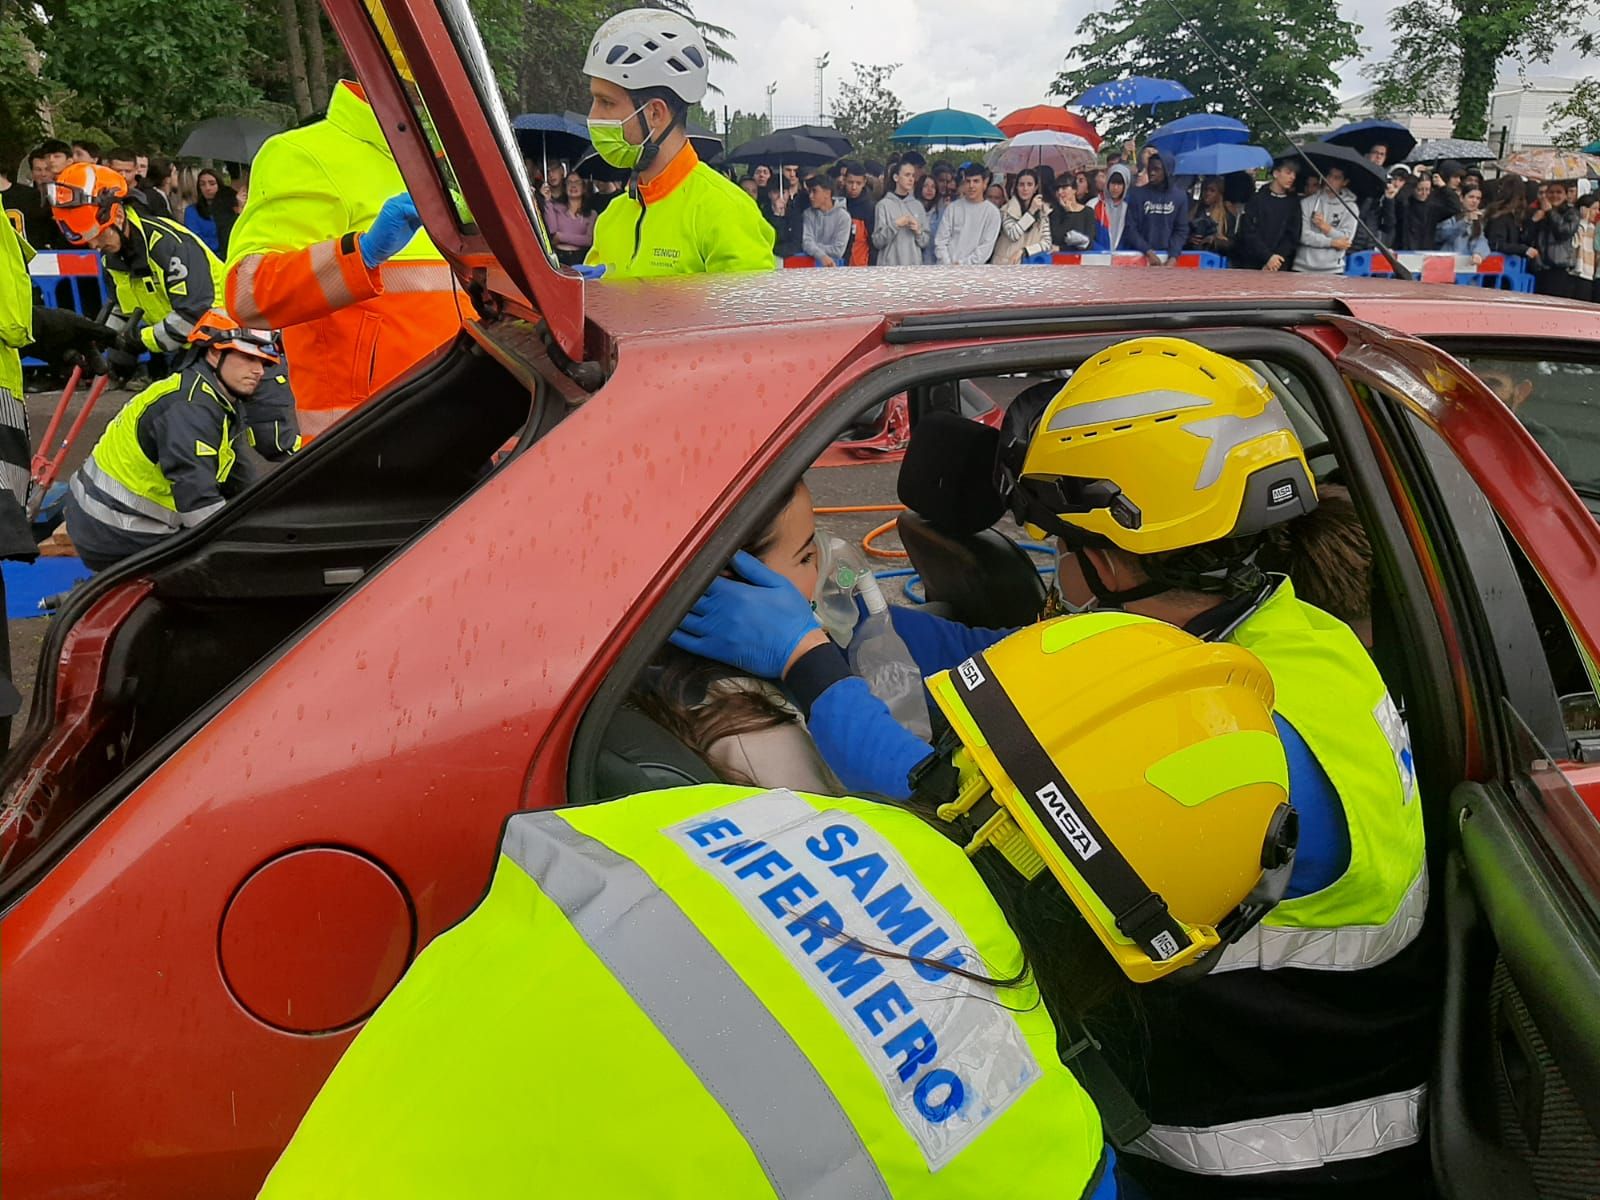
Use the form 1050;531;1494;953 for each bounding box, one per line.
7;0;1600;1192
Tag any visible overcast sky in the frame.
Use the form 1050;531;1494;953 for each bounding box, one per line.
691;0;1598;124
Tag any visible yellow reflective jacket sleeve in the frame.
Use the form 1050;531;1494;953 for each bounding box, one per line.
0;220;33;398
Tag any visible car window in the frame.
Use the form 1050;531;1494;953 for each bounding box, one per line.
1455;353;1600;500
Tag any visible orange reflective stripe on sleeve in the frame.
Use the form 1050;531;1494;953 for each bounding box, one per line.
226;235;382;330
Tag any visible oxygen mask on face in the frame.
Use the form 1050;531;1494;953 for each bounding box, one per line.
812;535;867;647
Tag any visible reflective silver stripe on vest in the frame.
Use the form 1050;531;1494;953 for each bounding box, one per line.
379;261;456;294
230;254;267;325
502;813;892;1200
78;457;180;526
70;464;179;536
1209;867;1429;975
1131;1083;1427;1176
308;239;358;311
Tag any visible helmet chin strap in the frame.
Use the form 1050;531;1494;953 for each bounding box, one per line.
1069;544;1170;609
627;100;684;195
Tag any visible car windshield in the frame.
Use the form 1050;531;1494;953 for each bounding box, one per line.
1457;354;1600;501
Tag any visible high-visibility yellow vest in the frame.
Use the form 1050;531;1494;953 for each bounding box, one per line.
1128;579;1431;1183
586;143;776;278
89;368;238;518
108;210;227;346
1227;579;1426;955
261;785;1109;1199
0;218;32;399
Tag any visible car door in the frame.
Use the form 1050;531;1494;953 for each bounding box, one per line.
1320;316;1600;1198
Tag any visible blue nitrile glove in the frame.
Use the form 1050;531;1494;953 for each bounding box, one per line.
360;193;422;270
572;264;606;280
670;550;821;680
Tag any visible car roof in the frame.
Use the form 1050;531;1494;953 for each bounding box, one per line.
583;265;1599;343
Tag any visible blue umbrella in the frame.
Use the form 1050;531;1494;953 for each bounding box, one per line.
1584;139;1600;155
1147;113;1250;155
1174;142;1272;176
1324;118;1417;164
1070;77;1193;109
891;107;1007;146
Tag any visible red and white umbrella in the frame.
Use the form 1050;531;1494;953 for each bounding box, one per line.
986;131;1099;177
997;105;1102;149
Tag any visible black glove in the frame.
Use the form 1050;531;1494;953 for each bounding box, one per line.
63;346;111;377
24;307;117;370
105;346;141;381
114;322;145;358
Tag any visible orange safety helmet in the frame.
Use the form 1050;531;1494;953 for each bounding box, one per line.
187;311;281;363
48;162;129;245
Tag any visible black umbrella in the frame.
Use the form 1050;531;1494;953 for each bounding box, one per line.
178;116;284;165
1290;141;1387;199
511;113;591;173
722;132;840;168
775;124;853;157
1324;119;1417;165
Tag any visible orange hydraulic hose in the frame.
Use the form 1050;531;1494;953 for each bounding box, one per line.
862;519;909;560
813;504;911;560
811;505;907;515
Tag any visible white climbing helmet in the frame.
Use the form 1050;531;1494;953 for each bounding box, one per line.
583;9;710;105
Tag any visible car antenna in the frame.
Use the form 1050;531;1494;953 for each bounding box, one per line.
1151;0;1414;281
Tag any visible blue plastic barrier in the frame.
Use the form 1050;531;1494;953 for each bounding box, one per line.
24;250;110;368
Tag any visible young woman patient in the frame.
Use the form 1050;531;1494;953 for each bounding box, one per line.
631;481;843;793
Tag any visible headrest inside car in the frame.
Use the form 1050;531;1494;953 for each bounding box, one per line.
897;410;1006;536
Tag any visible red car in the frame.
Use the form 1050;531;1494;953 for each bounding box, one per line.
4;4;1600;1196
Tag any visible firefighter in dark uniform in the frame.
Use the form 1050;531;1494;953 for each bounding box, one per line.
63;312;278;570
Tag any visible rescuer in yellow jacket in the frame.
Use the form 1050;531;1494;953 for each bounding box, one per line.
260;613;1301;1199
225;80;462;438
579;9;774;279
671;338;1432;1198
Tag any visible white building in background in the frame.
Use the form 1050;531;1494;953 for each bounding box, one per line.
1311;91;1454;142
1487;77;1583;152
1310;76;1585;153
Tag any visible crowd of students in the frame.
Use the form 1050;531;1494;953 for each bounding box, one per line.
4;138;249;259
710;143;1598;300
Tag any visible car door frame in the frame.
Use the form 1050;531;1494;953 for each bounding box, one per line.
1316;317;1600;1199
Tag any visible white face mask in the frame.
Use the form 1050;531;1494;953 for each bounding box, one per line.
1052;543;1100;615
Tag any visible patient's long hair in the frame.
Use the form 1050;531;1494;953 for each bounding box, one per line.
632;485;803;782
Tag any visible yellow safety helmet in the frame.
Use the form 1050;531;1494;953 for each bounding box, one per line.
919;611;1296;983
1006;338;1316;555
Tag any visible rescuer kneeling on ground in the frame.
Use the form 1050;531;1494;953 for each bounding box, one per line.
259;613;1299;1199
64;313;278;571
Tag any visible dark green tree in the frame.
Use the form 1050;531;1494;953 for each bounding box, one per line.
468;0;734;117
32;0;269;152
830;63;907;163
1049;0;1360;147
1368;1;1600;140
1546;78;1600;147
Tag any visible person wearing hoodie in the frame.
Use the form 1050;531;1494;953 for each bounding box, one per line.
800;175;851;267
1230;159;1299;271
1094;163;1133;251
1294;165;1357;273
871;160;931;266
1122;149;1189;264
